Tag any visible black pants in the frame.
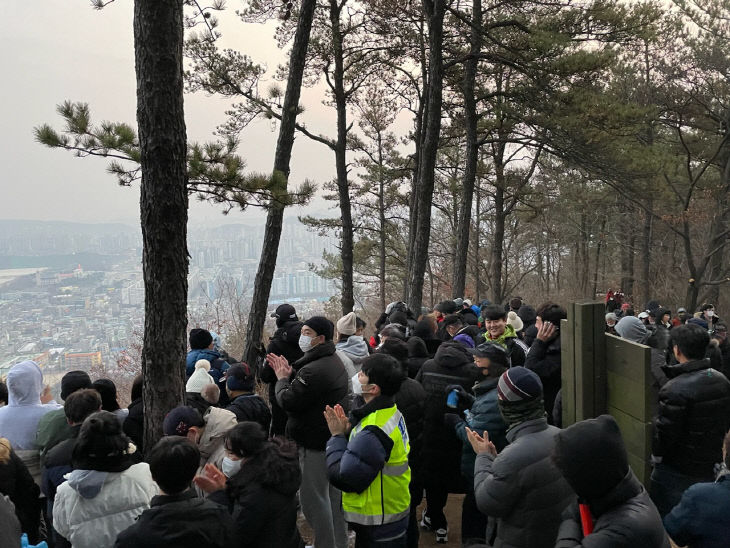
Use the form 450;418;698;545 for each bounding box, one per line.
461;487;487;544
424;483;449;530
407;466;423;548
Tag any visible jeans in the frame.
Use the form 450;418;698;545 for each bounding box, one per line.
299;447;348;548
649;463;709;518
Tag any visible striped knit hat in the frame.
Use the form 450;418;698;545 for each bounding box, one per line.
497;366;542;402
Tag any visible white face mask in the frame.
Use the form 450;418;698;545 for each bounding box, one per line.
707;310;715;318
299;335;314;353
221;456;242;477
352;373;362;394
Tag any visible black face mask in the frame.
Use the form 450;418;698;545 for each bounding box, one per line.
498;397;545;430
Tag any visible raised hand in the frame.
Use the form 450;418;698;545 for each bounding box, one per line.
324;404;350;436
466;427;497;456
266;353;293;380
193;463;227;493
536;320;557;343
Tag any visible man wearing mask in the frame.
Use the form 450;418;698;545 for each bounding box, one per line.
469;367;573;548
699;303;720;331
267;316;349;548
162;405;237;498
262;304;304;436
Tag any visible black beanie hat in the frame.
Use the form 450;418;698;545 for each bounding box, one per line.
226;363;255;392
552;415;629;503
61;370;92;400
303;316;334;340
189;328;213;350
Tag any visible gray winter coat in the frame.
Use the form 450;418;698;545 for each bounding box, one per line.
473;417;573;548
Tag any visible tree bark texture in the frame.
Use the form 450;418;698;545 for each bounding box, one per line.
242;0;317;367
405;12;429;306
134;0;189;450
407;0;446;313
330;0;355;315
452;0;481;299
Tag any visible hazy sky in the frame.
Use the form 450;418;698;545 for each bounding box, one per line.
3;1;338;224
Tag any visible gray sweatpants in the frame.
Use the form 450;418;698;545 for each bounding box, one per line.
299;447;348;548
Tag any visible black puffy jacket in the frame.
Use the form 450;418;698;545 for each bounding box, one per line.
123;398;144;454
225;394;271;432
555;479;669;548
416;342;479;486
0;448;41;543
394;377;426;470
209;445;303;548
524;336;562;421
554;415;669;548
263;320;304;436
653;358;730;478
406;337;429;378
114;490;235;548
275;340;349;450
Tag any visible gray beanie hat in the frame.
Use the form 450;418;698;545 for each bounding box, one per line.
615;316;648;344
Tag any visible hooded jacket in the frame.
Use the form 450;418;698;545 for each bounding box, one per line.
336;335;370;367
0;361;61;451
473;417;573;548
275;340;349;450
653;358;730;478
406;336;429;378
664;469;730;548
194;407;238;496
53;462;157;548
553;415;669;548
114;490;236;548
416;342;479;484
209;445;303;548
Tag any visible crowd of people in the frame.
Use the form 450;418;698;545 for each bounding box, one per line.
0;295;729;548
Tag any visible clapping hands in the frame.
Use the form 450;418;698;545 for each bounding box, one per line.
324;404;350;436
266;353;293;380
466;427;497;456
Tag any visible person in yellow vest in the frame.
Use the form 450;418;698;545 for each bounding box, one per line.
324;354;411;548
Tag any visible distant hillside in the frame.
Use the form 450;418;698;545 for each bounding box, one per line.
0;253;125;270
0;220;138;237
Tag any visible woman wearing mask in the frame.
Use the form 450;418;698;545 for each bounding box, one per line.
194;421;304;548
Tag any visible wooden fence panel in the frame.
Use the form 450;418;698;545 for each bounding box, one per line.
560;303;653;485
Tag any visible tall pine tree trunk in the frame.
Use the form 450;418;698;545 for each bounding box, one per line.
407;0;446;313
491;183;505;304
242;0;317;367
453;0;481;299
378;132;387;313
330;0;355;314
640;200;653;307
134;0;188;450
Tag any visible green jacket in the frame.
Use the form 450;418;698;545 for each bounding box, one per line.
36;408;73;464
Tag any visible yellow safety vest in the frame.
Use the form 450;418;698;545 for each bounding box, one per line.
342;405;411;526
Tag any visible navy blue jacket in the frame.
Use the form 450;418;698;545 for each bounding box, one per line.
325;396;407;541
186;349;230;382
326;397;396;494
451;377;507;480
664;473;730;548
